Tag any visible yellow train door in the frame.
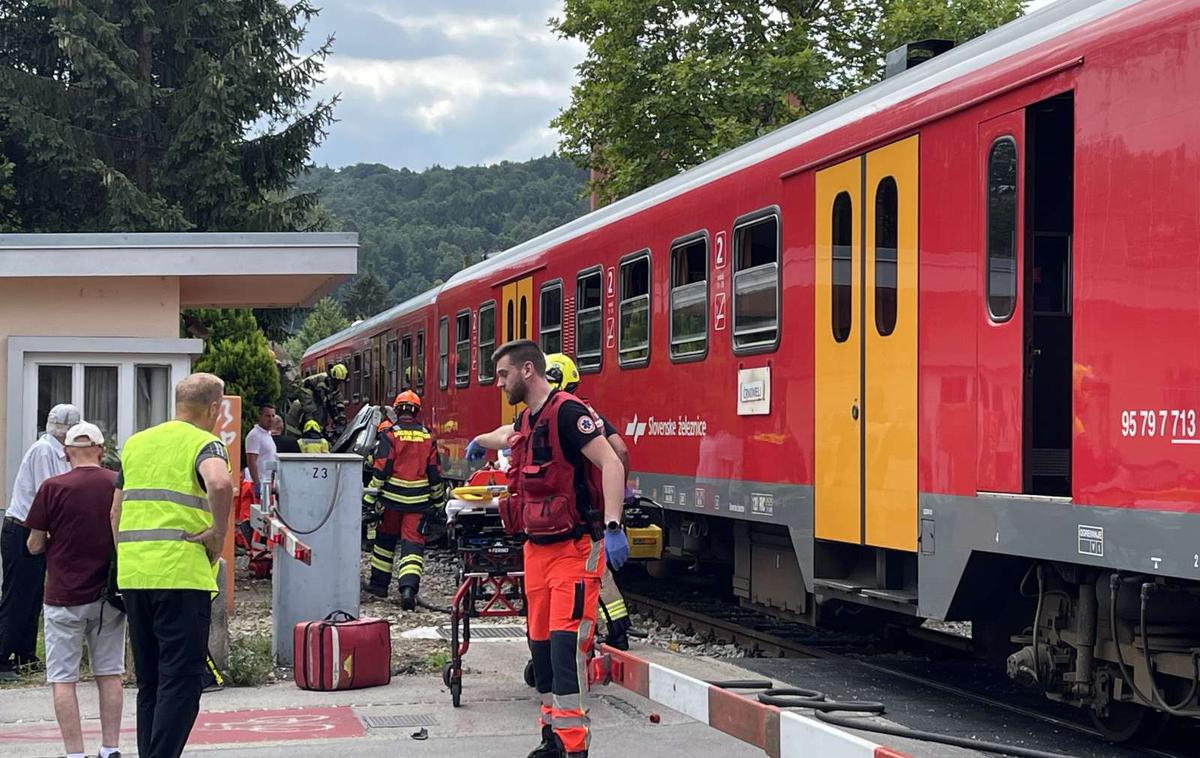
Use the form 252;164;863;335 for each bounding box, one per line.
815;136;919;551
499;277;534;425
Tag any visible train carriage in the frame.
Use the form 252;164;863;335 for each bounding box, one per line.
305;0;1200;737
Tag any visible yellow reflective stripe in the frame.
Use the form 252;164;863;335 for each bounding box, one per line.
123;489;208;511
380;492;428;504
392;430;431;442
398;565;423;577
387;477;429;487
604;600;627;615
399;555;424;565
373;546;395;558
370;558;393;572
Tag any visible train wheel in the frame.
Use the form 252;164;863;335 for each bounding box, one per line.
1091;702;1170;744
523;659;536;688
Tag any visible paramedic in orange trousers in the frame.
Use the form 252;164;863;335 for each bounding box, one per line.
489;340;628;758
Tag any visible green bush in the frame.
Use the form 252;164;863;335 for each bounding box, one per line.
227;633;274;687
186;309;281;438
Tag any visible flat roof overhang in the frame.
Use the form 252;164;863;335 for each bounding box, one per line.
0;232;358;307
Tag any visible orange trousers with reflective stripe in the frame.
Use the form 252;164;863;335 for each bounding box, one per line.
524;535;605;754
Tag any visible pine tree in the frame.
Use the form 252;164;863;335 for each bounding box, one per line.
340;262;392;321
282;296;350;360
0;0;336;232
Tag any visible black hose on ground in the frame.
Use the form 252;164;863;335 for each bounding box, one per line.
416;596;452;614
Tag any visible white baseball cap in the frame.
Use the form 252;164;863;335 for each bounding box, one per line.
65;422;105;447
47;404;81;427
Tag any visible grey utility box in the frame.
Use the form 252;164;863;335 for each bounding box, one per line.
270;453;363;665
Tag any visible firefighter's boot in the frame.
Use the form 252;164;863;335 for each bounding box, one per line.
526;725;563;758
399;586;417;611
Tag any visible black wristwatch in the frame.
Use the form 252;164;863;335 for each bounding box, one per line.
606;520;621;532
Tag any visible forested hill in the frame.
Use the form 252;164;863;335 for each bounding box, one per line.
295;156;589;304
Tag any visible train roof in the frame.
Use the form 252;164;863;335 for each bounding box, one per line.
301;0;1138;359
303;285;442;360
441;0;1132;290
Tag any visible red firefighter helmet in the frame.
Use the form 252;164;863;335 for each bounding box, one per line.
393;390;421;413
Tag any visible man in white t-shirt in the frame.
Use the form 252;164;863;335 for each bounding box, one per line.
244;404;277;502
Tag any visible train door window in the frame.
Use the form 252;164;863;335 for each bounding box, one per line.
874;178;898;336
670;234;708;360
519;292;529;340
400;335;413;390
832;193;854;342
455;310;471;387
732;211;780;352
351;352;362;401
618;252;651;367
987;137;1018;321
575;268;603;372
415;330;426;394
362;348;372;403
478;301;496;383
539;281;562;354
438;317;449;390
386;339;398;397
505;299;515;342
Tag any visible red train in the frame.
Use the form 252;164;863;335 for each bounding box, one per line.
304;0;1200;738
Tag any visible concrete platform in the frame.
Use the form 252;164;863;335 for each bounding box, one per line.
0;630;765;758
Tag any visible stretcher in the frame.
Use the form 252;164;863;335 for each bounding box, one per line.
440;466;525;707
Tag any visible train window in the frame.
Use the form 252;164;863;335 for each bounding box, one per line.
363;347;372;403
506;300;515;342
733;211;780;352
400;335;413;390
575;268;603;372
519;295;528;340
386;339;398;397
619;252;651;367
415;330;426;394
875;177;898;337
987;137;1018;321
455;310;471;387
539;281;563;354
478;301;496;383
832;193;853;343
438;317;449;390
670;234;708;360
351;352;362;401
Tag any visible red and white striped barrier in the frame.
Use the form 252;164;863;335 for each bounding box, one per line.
250;502;313;564
590;646;911;758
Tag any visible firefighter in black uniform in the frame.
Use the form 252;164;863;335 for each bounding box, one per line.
362;391;445;610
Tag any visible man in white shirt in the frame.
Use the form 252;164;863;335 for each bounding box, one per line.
244;403;278;503
0;404;79;682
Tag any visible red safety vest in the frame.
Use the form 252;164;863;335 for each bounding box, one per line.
503;391;603;542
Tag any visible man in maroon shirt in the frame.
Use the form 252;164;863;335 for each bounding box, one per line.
26;422;124;758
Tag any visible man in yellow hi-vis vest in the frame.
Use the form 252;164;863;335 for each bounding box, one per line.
110;373;233;758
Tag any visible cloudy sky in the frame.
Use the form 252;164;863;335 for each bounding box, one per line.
304;0;1058;171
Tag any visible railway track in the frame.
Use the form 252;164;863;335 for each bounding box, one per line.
622;589;1191;758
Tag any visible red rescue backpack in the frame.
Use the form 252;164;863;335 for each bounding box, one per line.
502;391;603;542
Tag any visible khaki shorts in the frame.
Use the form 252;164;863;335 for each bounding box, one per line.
43;600;126;683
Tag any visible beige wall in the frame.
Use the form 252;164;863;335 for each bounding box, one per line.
0;276;180;474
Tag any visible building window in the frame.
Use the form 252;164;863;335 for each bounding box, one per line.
987;137;1018;321
670;235;708;360
618;252;651;366
400;335;413;391
85;366;118;441
575;268;603;372
733;212;780;352
539;282;562;354
438;318;449;390
478;301;496;383
415;330;425;394
351;353;362;401
832;193;853;343
455;310;471;387
874;177;898;337
386;339;398;397
135;366;170;432
36;365;72;438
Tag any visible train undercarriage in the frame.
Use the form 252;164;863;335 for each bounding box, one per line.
643;505;1200;744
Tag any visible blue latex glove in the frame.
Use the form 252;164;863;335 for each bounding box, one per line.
465;439;487;461
604;528;630;571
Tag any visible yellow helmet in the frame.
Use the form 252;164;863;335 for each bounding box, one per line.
329;363;348;381
303;419;322;434
545;353;580;392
